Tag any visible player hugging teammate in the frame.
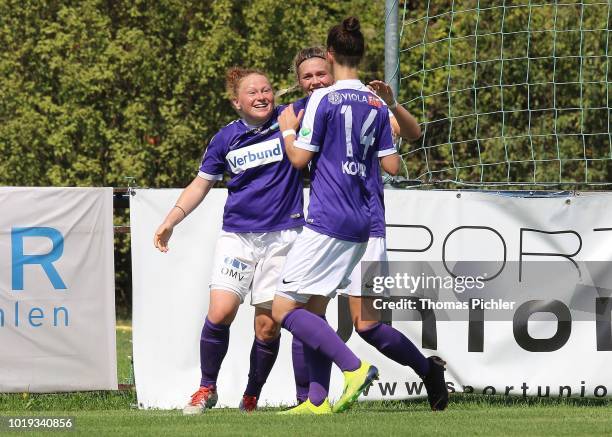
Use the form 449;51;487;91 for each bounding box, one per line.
154;67;304;414
154;16;449;415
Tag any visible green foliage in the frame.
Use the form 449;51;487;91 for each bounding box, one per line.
3;1;608;312
399;1;612;185
0;0;384;188
0;1;385;314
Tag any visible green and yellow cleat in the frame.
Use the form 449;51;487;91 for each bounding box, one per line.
278;398;332;415
332;361;379;413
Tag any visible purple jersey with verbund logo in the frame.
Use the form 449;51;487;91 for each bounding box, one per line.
198;105;304;233
295;80;395;242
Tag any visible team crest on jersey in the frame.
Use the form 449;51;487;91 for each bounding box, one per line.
368;95;383;108
327;91;342;105
225;138;283;173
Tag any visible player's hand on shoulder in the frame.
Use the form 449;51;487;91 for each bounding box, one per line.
368;80;394;106
153;222;173;253
279;104;304;133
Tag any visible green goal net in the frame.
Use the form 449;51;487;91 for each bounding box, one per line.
396;0;611;187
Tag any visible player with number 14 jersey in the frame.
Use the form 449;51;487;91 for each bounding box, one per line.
298;81;395;243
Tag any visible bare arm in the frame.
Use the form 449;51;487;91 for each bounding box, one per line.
278;104;313;169
380;153;401;176
153;176;215;252
369;80;421;141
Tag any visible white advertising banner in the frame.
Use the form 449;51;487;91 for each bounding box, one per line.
131;189;612;408
0;187;117;392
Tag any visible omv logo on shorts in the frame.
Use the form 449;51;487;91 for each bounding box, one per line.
223;257;248;271
226;138;283;173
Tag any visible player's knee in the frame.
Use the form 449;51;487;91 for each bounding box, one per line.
255;320;280;342
271;306;286;325
207;308;236;325
352;314;376;332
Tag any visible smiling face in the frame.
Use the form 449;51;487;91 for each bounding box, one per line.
232;73;274;126
297;57;334;95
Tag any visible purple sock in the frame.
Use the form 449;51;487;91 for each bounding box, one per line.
244;336;280;398
282;308;360;372
292;315;328;404
200;318;230;387
292;337;309;403
304;345;332;406
357;322;430;377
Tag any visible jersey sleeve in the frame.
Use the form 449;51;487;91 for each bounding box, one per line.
376;109;397;157
198;133;226;180
294;91;328;153
291;96;307;114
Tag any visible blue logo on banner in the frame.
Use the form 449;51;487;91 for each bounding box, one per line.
11;227;67;290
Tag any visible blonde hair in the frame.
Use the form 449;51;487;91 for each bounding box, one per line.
276;46;327;99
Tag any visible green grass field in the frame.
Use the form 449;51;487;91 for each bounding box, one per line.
1;322;611;436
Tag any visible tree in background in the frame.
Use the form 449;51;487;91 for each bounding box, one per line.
399;1;611;185
0;0;385;188
0;0;385;314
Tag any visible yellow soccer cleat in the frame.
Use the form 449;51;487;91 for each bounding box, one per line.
332;361;379;413
278;398;332;415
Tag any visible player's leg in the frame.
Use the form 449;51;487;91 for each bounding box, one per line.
240;228;300;411
201;290;241;386
292;296;329;404
344;236;448;410
349;296;431;377
184;232;255;415
351;296;451;411
274;295;377;414
292;336;309;404
272;230;362;376
274;228;378;413
184;289;241;415
241;306;280;411
283;306;333;416
301;297;332;408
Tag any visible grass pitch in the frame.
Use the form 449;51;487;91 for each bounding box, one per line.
1;321;611;436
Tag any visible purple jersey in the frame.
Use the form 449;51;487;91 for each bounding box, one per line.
198;106;304;233
369;107;397;238
368;156;387;238
295;80;395;242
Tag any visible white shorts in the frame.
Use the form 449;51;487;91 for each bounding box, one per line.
210;228;301;308
338;237;389;297
276;227;367;303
